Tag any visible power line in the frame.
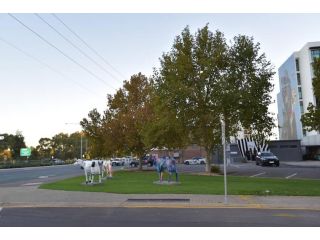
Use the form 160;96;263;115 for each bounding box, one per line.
0;36;100;97
8;13;116;91
52;13;127;80
34;13;122;84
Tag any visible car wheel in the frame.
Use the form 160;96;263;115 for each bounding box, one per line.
185;162;189;165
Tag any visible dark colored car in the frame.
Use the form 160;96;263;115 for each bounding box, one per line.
256;152;279;167
141;155;154;167
129;159;139;167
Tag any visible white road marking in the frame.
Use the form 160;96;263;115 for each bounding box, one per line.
250;172;266;178
22;182;43;186
38;176;49;179
286;173;297;179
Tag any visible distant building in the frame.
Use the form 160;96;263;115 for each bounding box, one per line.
277;42;320;158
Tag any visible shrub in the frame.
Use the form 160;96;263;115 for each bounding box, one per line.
210;165;221;174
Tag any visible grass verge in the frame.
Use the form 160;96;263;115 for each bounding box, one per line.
39;170;320;196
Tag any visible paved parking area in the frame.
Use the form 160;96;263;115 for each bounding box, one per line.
225;162;320;180
127;162;320;180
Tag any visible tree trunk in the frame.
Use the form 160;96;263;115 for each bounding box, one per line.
205;147;213;173
138;155;143;170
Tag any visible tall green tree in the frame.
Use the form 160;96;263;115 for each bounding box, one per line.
106;73;154;168
81;73;154;166
301;57;320;131
80;109;105;158
37;137;53;159
152;25;275;172
228;35;275;143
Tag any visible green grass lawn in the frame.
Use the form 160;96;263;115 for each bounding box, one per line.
39;170;320;196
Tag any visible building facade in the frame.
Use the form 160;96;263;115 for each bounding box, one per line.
277;42;320;146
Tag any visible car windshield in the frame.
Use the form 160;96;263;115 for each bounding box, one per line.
261;152;274;156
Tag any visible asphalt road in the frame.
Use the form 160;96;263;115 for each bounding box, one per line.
0;207;319;227
0;162;319;187
0;164;82;187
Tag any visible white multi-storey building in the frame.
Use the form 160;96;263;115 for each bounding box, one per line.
277;42;320;147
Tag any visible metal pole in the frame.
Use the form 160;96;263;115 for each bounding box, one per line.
80;134;83;159
220;115;228;204
86;139;88;156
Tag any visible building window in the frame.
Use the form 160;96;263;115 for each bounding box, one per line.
295;58;300;71
311;49;320;60
298;87;303;99
300;101;304;114
297;73;301;85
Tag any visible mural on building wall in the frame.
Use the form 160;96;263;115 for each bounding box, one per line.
279;68;298;140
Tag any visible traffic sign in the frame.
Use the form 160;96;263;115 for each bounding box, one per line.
20;148;31;157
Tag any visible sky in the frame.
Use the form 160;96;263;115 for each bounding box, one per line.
1;12;320;146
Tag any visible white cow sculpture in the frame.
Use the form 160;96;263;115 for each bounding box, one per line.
102;160;113;179
74;159;103;184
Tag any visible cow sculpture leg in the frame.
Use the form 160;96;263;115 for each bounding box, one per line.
108;164;113;178
168;171;178;182
85;170;89;184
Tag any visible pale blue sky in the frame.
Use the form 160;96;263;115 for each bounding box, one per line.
1;13;320;146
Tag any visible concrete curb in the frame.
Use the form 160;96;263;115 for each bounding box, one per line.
1;201;320;211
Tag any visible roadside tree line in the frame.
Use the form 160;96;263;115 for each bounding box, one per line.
81;24;275;172
32;132;88;161
0;131;26;160
0;131;88;162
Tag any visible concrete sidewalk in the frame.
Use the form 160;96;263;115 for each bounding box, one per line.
1;186;320;210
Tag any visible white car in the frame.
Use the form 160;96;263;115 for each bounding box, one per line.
184;157;206;165
111;158;123;166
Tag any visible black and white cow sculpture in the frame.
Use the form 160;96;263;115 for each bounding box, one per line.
74;159;103;184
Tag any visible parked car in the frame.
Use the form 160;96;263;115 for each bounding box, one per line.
52;158;65;165
111;158;123;166
129;159;139;167
184;157;206;165
256;152;279;167
314;154;320;161
141;155;154;167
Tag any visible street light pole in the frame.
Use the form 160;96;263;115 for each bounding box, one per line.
220;114;228;204
80;133;83;159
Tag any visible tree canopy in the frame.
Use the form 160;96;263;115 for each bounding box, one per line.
79;25;275;173
150;25;275;171
81;73;153;168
